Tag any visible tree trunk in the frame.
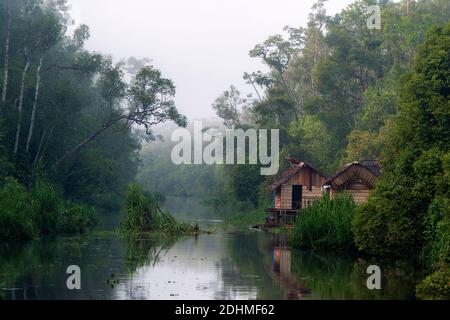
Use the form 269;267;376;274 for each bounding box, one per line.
14;54;30;157
54;116;125;167
26;55;44;153
1;0;12;103
33;126;47;166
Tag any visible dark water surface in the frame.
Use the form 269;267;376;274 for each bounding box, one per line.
0;231;422;300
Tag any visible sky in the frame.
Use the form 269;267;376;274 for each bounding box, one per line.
67;0;355;120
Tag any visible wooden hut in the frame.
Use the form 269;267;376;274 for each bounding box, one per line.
323;160;380;204
266;158;326;225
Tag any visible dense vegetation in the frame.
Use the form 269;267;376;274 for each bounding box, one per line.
292;194;356;250
353;23;449;299
0;0;448;300
0;177;96;240
0;0;186;238
137;0;449;298
139;0;449;213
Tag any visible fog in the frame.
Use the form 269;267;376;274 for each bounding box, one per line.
68;0;354;119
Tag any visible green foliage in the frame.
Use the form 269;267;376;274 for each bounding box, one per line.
224;209;266;231
229;164;264;207
291;194;356;250
0;178;37;240
120;184;196;235
0;1;186;215
353;23;450;257
422;196;450;269
0;178;96;241
416;268;450;300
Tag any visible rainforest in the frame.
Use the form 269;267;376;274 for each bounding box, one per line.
0;0;448;301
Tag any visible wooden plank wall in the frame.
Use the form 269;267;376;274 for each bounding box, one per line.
345;182;371;204
302;186;323;208
285;167;325;188
280;185;292;209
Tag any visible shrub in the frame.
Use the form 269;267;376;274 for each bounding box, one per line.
416;268;450;300
58;203;97;233
291;194;356;250
352;177;425;255
0;178;97;240
422;196;450;268
0;178;37;240
31;180;64;234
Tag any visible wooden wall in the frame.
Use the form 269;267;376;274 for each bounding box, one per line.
274;166;326;209
302;186;323;208
285;166;325;189
343;182;371;204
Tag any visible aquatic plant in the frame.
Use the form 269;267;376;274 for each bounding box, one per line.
119;183;196;235
291;194;356;250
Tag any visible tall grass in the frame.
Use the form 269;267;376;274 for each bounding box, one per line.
224;209;266;231
291;194;356;250
119;184;196;235
0;178;37;240
0;178;97;241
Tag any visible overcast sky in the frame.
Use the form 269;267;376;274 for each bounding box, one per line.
67;0;354;120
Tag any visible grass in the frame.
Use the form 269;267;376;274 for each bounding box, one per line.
119;183;197;235
291;194;356;250
0;178;97;241
224;208;266;231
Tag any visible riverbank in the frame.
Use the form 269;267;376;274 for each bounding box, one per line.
0;178;97;241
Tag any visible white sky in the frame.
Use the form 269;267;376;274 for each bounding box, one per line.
67;0;354;120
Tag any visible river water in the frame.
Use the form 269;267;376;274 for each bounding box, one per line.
0;198;423;300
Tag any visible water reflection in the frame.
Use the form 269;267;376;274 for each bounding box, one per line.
0;232;422;300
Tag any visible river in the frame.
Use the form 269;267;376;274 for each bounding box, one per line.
0;198;423;300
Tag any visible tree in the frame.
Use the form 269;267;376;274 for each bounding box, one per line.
212;85;245;129
1;0;12;103
55;66;186;166
13;0;41;157
353;23;450;256
26;8;65;152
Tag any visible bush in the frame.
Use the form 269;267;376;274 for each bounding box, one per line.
416;269;450;300
31;180;64;234
120;184;195;235
0;178;97;241
291;194;356;250
0;178;37;240
58;203;97;233
352;176;425;255
422;196;450;268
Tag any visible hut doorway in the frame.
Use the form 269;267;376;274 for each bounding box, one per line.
292;185;302;210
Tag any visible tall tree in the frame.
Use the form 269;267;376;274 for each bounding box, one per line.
54;66;186;166
25;8;64;152
13;0;41;157
212;85;245;129
1;0;12;103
